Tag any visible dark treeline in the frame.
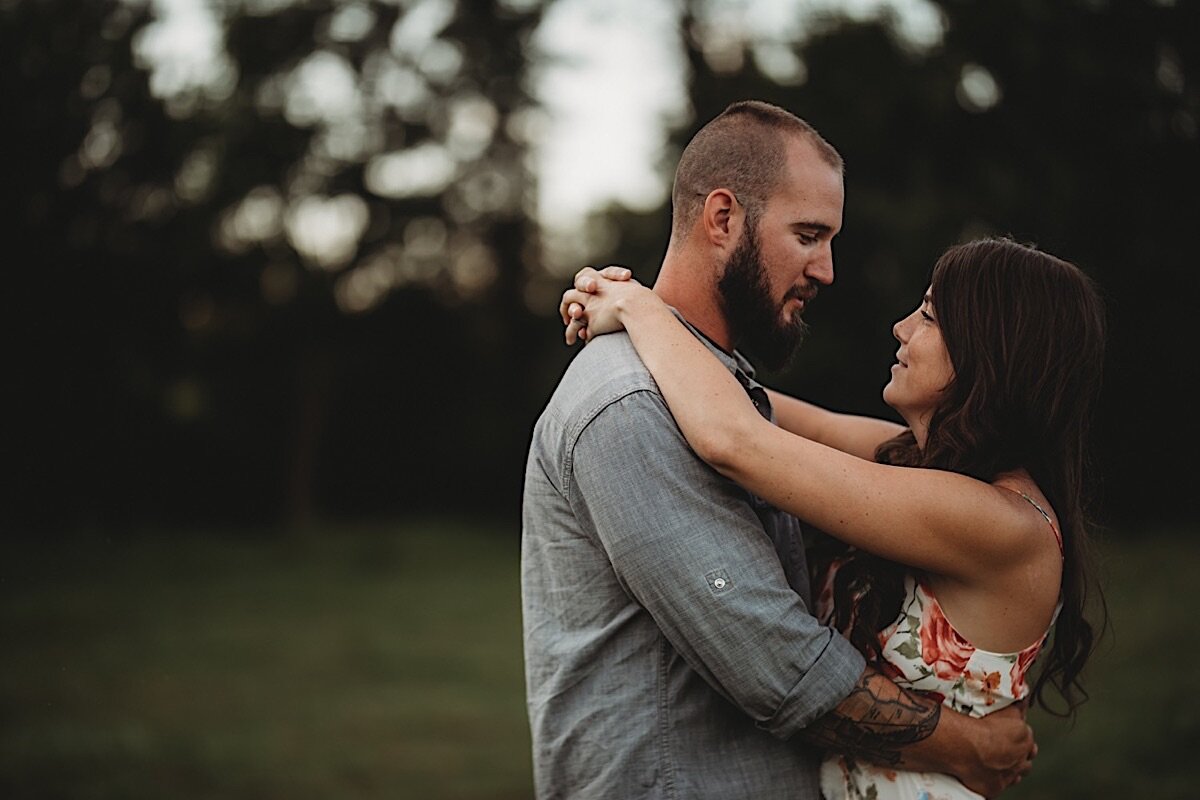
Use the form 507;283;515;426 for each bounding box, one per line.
4;0;1196;534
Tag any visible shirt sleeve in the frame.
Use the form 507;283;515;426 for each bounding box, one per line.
568;389;866;739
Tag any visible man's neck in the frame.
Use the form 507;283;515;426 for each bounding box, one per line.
653;258;734;352
679;311;736;357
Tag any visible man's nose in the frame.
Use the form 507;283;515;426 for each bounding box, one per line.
807;245;834;286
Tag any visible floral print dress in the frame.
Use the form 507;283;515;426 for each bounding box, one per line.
815;492;1062;800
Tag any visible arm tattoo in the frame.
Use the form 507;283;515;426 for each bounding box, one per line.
798;665;941;766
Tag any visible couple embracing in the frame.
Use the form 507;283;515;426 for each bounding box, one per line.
521;100;1106;800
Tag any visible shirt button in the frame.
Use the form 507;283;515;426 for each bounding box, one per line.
714;578;726;588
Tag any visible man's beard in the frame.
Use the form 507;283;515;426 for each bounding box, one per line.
717;224;812;371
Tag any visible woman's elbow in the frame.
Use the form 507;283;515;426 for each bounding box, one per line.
688;418;751;476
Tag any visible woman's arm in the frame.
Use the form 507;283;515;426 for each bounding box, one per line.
561;267;903;460
766;390;906;461
563;274;1043;582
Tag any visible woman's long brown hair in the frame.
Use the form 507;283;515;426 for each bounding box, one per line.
822;236;1108;717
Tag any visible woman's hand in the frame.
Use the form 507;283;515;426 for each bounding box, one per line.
559;265;650;345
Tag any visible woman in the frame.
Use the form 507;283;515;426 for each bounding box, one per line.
557;237;1107;800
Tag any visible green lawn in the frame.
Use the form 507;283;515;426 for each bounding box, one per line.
2;519;1196;798
1007;526;1200;799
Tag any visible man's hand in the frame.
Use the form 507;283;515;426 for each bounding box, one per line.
952;702;1036;797
800;666;1035;798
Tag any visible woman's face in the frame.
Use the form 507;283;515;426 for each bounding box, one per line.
883;288;955;437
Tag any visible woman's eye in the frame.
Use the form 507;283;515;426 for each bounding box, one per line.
920;310;935;322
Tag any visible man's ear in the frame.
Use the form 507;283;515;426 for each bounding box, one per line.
700;188;741;251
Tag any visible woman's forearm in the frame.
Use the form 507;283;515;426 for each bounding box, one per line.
615;292;763;469
611;290;1028;581
767;389;906;461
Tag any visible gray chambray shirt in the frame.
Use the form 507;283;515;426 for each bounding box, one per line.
521;313;866;800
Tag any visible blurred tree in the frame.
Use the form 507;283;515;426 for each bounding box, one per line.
5;0;1194;532
597;0;1198;526
3;0;547;532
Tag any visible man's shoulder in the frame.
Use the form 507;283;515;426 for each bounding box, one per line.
534;334;666;442
555;333;660;410
526;335;669;491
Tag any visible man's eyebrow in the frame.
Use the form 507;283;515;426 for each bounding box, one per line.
789;221;834;234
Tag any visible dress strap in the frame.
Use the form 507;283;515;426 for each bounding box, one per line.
998;485;1064;556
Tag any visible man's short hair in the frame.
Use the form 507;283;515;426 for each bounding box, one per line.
670;100;842;241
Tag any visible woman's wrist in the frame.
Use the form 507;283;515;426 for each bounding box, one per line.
615;285;659;325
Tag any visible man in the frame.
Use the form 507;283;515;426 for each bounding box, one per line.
521;100;1033;800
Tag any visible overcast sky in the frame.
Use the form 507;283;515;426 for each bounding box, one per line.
530;0;942;231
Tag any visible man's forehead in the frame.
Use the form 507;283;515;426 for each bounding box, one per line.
772;173;843;228
783;134;842;173
777;140;842;187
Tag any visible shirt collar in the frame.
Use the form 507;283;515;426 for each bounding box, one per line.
662;304;772;429
666;307;774;425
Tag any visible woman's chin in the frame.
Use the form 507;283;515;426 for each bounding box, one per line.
881;387;909;420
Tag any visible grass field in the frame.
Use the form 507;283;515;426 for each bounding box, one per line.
2;518;1197;798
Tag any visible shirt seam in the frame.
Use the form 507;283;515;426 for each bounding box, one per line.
560;384;660;497
657;635;678;799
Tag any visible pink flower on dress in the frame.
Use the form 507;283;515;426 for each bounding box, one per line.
919;591;976;680
1009;646;1040;696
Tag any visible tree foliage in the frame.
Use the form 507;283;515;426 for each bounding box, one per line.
4;0;548;530
4;0;1195;531
606;0;1198;525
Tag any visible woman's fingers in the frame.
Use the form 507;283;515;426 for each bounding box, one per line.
561;289;592;346
559;289;591;325
565;317;587;346
558;293;571;326
567;266;631;317
597;266;632;281
562;265;631;344
574;267;605;292
573;266;600;291
560;290;591;319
